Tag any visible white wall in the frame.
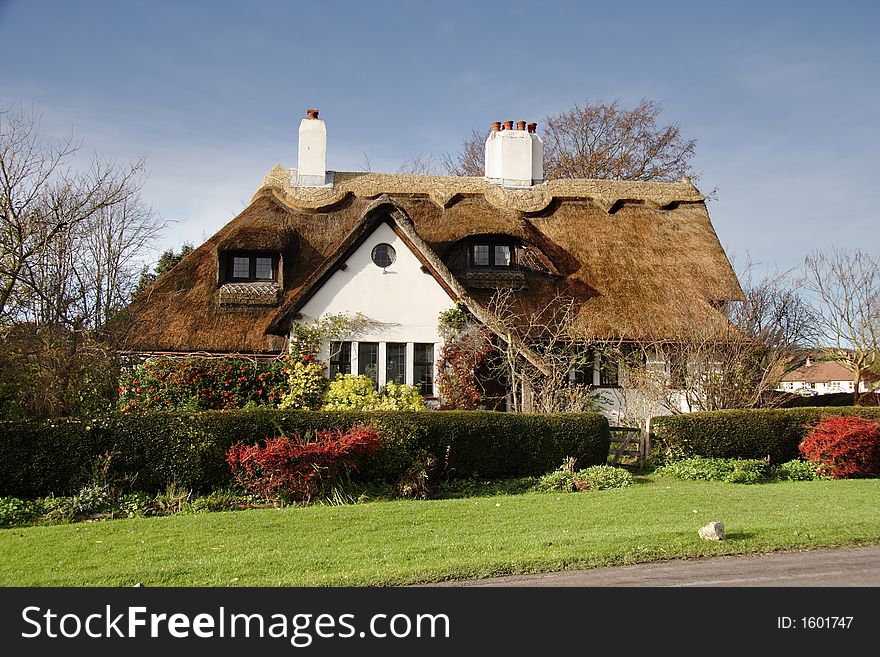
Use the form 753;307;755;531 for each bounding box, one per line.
296;221;455;395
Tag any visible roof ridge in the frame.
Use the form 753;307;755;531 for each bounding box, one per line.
254;166;704;214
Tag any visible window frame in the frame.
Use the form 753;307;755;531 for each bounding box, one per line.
598;353;620;388
413;342;435;397
385;342;406;385
371;243;396;269
358;342;379;390
224;251;279;283
329;341;351;379
469;238;516;269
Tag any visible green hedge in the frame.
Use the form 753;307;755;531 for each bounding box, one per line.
0;410;610;498
652;407;880;463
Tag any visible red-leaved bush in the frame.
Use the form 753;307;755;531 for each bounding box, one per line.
799;416;880;479
226;427;381;503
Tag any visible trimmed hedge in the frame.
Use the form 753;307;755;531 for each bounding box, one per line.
652;407;880;463
0;410;610;498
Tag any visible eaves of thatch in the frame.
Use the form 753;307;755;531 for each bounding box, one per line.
121;167;743;355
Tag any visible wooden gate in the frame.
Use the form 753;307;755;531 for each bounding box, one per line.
608;426;648;468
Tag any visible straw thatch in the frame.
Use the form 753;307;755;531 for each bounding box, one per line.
122;168;743;354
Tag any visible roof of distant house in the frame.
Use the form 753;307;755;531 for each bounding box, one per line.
781;360;862;383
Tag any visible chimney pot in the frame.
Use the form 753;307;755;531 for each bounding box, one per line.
503;120;514;130
527;122;537;133
491;121;501;132
516;121;527;131
306;108;319;119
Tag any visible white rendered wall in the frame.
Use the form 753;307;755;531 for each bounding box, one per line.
296;221;455;395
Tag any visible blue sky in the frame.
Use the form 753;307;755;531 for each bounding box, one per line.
1;0;878;275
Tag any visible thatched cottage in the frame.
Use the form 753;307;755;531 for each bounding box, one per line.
125;110;743;413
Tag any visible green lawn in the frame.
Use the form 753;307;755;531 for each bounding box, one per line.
2;477;879;586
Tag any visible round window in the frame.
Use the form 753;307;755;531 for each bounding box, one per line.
371;243;396;268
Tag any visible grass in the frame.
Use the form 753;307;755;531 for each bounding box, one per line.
1;476;879;586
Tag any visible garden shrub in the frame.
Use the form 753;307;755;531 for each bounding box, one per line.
654;457;771;483
575;465;634;490
118;356;287;412
0;409;611;498
799;415;880;479
774;459;821;482
320;375;426;411
278;357;327;410
0;497;41;527
652;407;880;463
535;461;632;492
189;489;253;513
226;427;381;503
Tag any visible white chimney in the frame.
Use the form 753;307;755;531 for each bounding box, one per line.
484;120;544;187
297;108;329;187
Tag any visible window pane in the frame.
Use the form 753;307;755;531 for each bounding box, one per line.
385;342;406;384
233;257;250;279
571;350;594;385
255;257;273;280
371;244;396;268
599;355;618;387
494;245;511;266
329;341;351;378
473;244;490;266
358;342;379;389
414;343;434;395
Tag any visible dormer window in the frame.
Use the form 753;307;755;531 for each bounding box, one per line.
224;252;279;282
471;239;514;268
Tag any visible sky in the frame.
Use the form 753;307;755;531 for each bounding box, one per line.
1;0;878;276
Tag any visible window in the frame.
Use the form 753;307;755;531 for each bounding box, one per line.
669;353;686;388
494;244;511;266
225;252;278;282
599;354;619;387
358;342;379;389
385;342;406;384
473;244;490;266
471;240;514;268
571;350;595;385
371;243;396;268
329;341;351;378
413;343;434;396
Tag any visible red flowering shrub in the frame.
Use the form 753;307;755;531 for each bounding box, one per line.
225;427;381;502
799;416;880;479
118;357;287;412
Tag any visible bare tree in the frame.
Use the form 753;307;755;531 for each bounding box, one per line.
616;268;818;419
397;150;442;175
482;289;599;413
804;248;880;405
0;102;162;418
442;129;487;178
444;98;697;181
0;103;145;323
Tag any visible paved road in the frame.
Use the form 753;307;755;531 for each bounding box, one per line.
431;545;880;587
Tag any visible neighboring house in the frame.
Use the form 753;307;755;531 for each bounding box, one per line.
778;356;875;396
124;110;743;413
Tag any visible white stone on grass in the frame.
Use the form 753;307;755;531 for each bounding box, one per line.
698;521;726;541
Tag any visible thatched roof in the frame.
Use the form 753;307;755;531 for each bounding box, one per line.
122;167;743;354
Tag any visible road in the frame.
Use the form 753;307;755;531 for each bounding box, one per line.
430;545;880;587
